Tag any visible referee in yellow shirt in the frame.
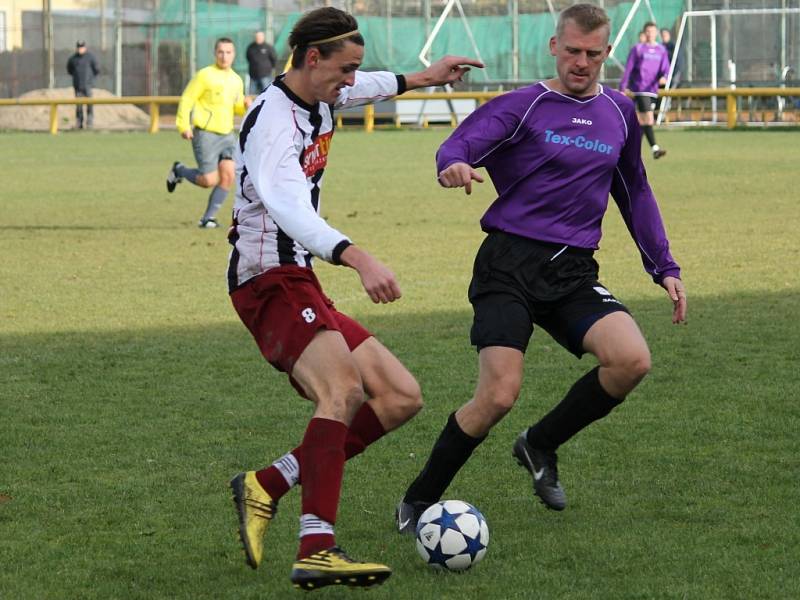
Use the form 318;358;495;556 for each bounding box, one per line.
166;38;251;228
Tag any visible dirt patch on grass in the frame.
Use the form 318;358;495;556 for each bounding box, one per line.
0;87;150;131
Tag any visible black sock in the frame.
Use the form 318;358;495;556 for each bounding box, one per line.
403;412;486;505
642;124;656;147
526;367;623;450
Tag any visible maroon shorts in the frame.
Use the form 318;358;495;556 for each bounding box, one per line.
231;265;372;377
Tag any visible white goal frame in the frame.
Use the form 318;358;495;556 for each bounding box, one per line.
658;7;800;125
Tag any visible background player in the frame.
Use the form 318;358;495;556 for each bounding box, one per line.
620;22;671;159
166;38;250;228
226;7;482;591
396;3;686;533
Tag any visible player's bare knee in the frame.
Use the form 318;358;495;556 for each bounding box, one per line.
490;391;518;417
615;350;651;389
196;174;216;188
343;382;366;415
378;379;422;425
397;379;423;419
316;382;364;421
219;174;234;188
481;380;520;418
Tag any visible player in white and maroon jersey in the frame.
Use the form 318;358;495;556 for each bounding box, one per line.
225;6;483;591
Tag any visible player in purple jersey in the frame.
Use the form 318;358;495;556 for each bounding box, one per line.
396;3;687;532
620;22;671;159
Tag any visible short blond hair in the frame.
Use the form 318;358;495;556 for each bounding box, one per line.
556;4;610;40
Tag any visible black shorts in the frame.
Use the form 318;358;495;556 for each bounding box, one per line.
634;94;656;113
468;232;629;357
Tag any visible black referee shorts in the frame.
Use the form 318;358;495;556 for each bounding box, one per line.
634;94;656;113
468;232;629;357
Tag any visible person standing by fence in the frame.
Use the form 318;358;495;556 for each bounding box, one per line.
66;41;99;130
245;31;279;95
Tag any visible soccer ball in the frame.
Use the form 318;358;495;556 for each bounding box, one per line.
415;500;489;571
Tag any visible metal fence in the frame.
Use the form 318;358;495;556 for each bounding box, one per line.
1;0;798;100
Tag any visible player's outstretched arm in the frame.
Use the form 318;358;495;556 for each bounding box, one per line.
340;245;402;304
404;56;484;90
437;162;485;195
661;275;687;324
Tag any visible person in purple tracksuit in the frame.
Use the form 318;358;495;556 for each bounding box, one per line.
620;22;671;159
396;3;687;532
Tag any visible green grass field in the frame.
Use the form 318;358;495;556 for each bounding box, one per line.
1;127;798;599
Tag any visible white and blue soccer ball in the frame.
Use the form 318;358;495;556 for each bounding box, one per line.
415;500;489;571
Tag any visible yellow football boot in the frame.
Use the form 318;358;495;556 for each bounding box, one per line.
229;471;276;569
290;546;392;591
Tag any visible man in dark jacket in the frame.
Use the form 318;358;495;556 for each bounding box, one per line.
660;28;684;86
66;41;100;129
245;31;278;94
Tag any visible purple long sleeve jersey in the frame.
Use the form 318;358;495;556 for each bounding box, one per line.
436;82;680;284
620;43;670;96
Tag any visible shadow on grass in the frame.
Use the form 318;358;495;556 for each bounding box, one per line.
1;290;798;599
0;224;183;232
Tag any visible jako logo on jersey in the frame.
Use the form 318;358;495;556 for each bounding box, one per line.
544;129;614;155
593;286;612;296
301;307;317;323
571;117;593;125
302;131;332;176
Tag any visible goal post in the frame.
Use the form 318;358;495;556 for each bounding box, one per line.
659;7;800;125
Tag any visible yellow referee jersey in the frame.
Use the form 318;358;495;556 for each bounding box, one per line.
176;65;246;135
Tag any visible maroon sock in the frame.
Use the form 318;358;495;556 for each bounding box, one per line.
297;417;347;559
254;465;292;500
345;402;387;458
254;403;387;502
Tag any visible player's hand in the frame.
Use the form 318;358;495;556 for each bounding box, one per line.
662;276;687;324
244;96;254;109
437;162;485;195
658;77;667;86
340;245;402;304
181;130;193;140
406;56;485;89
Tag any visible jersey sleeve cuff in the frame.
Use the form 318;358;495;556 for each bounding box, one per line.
653;268;681;284
331;240;353;265
396;74;407;96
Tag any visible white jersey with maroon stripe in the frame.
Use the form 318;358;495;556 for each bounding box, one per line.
227;70;404;292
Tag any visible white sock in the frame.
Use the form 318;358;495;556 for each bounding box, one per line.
299;514;334;538
273;452;300;488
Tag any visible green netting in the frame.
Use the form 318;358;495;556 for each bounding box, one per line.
155;0;684;82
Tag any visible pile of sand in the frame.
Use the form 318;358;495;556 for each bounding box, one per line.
0;88;151;131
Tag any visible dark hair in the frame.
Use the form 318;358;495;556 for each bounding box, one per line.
289;7;364;69
643;21;658;31
215;37;234;50
556;3;610;39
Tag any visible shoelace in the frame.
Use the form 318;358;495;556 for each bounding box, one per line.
543;451;560;486
327;547;356;563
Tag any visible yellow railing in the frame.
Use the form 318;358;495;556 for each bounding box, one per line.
0;96;180;135
0;88;797;134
